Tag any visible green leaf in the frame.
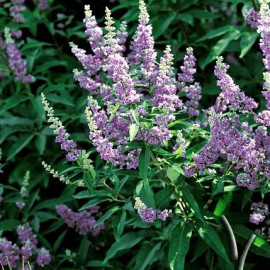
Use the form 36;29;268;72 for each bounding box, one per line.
53;230;67;253
232;224;270;258
155;186;174;208
153;14;175;39
95;206;120;227
191;238;208;262
129;123;139;141
181;184;205;222
35;133;46;155
0;219;21;231
177;13;194;25
212;178;224;196
169;221;192;270
73;190;89;199
240;32;258;58
0;95;29;114
196;223;231;263
109;102;121;121
113;209;126;240
189;9;220;19
197;26;234;42
166;167;180;183
104;232;143;262
86;260;113;268
140;179;155;208
34;60;67;74
79;197;111;211
201;29;240;69
185;141;207;159
78;236;89;263
214;192;233;217
7;134;35;161
135;243;162;270
139;148;151;180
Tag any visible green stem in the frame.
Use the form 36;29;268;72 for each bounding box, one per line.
101;181;126;201
252;0;258;10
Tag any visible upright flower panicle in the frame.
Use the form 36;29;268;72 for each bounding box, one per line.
41;161;70;184
153;45;182;113
178;47;201;117
4;28;34;83
214;56;258;113
56;204;105;236
41;93;81;162
128;0;157;82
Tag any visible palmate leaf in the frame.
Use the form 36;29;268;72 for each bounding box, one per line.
168;221;192;270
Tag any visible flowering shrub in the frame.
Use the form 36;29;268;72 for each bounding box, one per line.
40;0;270;269
1;0;270;269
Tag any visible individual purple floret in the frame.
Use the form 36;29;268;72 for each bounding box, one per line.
16;201;25;209
138;207;157;223
55;128;82;162
254;110;270;126
9;0;26;23
10;29;22;39
245;8;260;29
250;202;269;225
56;204;105;236
38;0;50;10
36;247;52;267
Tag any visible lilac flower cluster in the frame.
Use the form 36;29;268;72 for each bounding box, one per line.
194;112;269;190
41;93;82;162
134;197;172;223
3;28;34;83
9;0;25;23
56;204;105;236
250;202;269;225
189;1;270;192
67;2;201;169
0;224;51;268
